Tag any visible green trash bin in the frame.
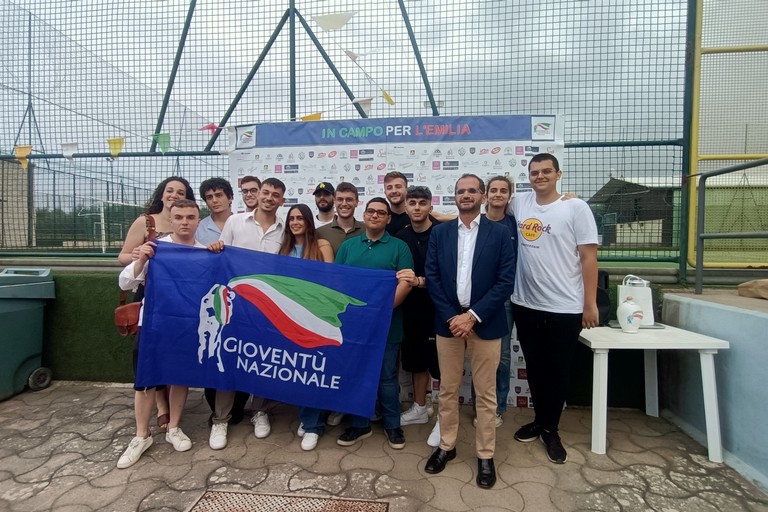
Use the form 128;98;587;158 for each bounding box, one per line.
0;268;55;401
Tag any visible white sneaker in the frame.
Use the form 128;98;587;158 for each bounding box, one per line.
425;393;435;417
301;432;319;451
472;414;504;428
326;411;345;426
427;420;441;448
252;411;271;438
165;427;192;452
209;423;228;450
117;435;153;469
400;402;429;426
297;423;305;437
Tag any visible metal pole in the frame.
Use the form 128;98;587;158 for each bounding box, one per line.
289;0;296;121
679;0;698;284
100;201;106;253
693;157;768;293
294;10;367;118
151;0;197;152
205;9;291;150
397;0;439;116
26;12;34;247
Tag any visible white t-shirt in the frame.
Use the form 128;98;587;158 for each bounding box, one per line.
219;211;284;253
510;194;598;314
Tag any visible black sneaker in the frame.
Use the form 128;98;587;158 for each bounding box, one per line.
336;426;373;446
540;430;567;464
385;428;405;449
514;422;542;443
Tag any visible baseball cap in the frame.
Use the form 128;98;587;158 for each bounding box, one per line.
313;182;335;195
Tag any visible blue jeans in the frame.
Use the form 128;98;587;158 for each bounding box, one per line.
298;407;325;435
351;341;401;431
471;299;513;414
496;299;513;414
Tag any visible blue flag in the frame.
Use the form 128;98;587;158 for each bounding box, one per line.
137;242;396;417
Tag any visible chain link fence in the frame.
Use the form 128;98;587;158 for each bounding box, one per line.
2;0;690;259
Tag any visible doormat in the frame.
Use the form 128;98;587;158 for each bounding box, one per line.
187;490;389;512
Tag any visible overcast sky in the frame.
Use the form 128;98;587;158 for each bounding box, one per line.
2;0;762;205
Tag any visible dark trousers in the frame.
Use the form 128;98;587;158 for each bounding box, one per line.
512;304;582;432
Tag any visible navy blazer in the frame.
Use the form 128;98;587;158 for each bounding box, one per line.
425;215;516;340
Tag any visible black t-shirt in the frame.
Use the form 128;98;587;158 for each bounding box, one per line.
386;210;410;235
395;222;438;337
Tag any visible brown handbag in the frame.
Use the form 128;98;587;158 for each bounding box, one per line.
114;214;154;336
115;290;141;336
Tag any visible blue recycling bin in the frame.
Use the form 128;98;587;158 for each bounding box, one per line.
0;268;55;401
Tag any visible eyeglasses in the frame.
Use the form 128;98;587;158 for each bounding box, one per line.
241;187;259;195
365;208;390;217
455;188;481;195
529;168;557;177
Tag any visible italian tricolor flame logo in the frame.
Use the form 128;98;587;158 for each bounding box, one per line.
228;274;366;348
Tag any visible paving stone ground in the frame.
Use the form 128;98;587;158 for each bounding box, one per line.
1;382;766;511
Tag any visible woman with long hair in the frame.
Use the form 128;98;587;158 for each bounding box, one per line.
279;203;333;262
279;203;333;451
118;176;195;265
117;177;195;435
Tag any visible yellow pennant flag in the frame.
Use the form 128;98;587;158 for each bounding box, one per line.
15;145;32;170
381;90;395;106
301;113;323;122
107;137;125;158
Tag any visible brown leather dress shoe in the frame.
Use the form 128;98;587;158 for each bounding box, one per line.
477;458;496;488
425;448;456;474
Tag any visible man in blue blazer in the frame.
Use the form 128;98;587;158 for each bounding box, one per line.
424;173;516;489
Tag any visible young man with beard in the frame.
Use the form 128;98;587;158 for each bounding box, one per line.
384;171;410;235
394;186;441;448
313;181;335;228
424;174;515;489
508;153;598;465
208;177;286;449
317;182;364;255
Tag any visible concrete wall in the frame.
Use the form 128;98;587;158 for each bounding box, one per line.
662;294;768;491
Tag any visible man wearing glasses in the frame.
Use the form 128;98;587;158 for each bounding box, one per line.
239;175;261;212
334;197;414;450
424;174;516;489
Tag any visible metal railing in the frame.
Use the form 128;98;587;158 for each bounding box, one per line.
694;157;768;293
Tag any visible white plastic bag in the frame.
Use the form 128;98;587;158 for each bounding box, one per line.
617;275;654;326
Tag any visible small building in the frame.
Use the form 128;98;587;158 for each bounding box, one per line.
588;176;679;248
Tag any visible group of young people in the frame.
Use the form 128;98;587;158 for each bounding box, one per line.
115;153;599;491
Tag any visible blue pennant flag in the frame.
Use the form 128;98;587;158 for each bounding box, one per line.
136;242;397;417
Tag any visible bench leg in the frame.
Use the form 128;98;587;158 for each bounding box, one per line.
699;349;723;463
644;349;659;417
591;348;609;454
